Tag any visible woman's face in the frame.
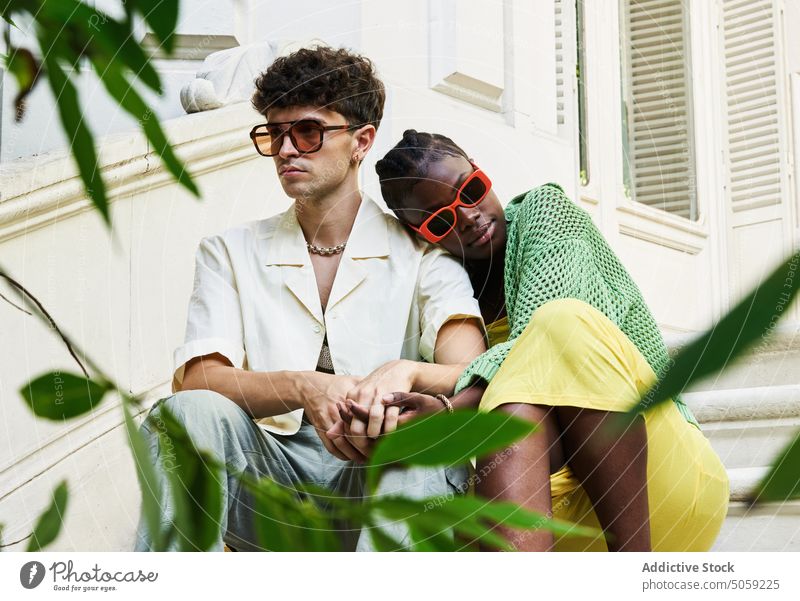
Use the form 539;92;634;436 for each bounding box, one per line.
394;155;507;262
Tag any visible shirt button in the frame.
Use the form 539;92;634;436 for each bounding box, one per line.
313;325;321;333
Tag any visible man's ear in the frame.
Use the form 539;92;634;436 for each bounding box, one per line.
353;123;377;158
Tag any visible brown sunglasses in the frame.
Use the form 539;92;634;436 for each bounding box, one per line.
249;119;359;157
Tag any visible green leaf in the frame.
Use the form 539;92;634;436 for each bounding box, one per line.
5;46;41;121
89;56;199;198
39;46;110;226
372;494;601;552
134;0;180;54
750;431;800;504
27;481;69;551
444;495;598;538
157;406;224;551
45;1;163;94
20;371;110;421
627;250;800;419
1;12;19;29
294;482;364;521
405;520;454;551
122;401;166;551
241;476;340;552
367;523;405;552
367;410;536;490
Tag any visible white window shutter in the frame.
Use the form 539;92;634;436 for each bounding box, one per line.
621;0;696;220
723;0;783;213
555;0;566;126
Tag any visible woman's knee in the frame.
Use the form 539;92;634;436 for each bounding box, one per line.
526;298;607;357
530;298;595;331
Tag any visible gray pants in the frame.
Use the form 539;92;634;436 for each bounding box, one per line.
132;389;467;551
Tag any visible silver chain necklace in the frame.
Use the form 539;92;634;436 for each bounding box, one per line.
306;240;347;256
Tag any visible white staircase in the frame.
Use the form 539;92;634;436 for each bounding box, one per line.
673;325;800;551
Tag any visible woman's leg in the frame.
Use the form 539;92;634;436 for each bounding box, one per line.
554;406;650;551
475;402;565;551
475;401;650;551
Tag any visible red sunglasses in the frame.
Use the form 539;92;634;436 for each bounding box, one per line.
408;162;492;243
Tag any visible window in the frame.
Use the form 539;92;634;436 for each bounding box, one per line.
723;0;783;213
619;0;697;220
576;0;589;185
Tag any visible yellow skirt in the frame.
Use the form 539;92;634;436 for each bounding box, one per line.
480;298;729;551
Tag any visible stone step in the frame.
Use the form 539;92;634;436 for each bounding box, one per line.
679;380;800;551
665;323;800;392
683;384;800;470
712;467;800;551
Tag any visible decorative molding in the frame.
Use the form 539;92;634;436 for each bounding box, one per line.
0;102;261;243
617;200;709;254
142;33;240;61
430;73;504;113
428;0;505;113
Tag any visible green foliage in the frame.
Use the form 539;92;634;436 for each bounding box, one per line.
621;250;800;505
239;477;341;552
41;49;111;223
371;493;599;552
90;54;198;198
3;45;39;117
627;250;800;419
124;0;180;53
20;371;111;421
367;410;536;491
156;406;224;551
122;402;167;551
751;432;800;504
27;481;68;551
1;0;198;227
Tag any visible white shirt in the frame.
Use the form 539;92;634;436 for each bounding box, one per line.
173;194;483;435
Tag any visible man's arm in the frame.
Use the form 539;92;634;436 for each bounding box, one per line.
410;316;487;392
181;352;304;417
181;353;366;461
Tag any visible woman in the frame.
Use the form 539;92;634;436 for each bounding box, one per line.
356;129;729;551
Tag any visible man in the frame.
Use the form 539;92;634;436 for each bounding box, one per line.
133;45;486;551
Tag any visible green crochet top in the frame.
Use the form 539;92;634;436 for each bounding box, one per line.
454;183;699;428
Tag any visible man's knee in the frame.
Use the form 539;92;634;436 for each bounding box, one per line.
145;389;248;434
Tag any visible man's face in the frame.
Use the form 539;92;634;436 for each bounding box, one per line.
265;105;358;203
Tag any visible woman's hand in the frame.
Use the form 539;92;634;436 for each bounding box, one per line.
348;392;445;432
343;359;418;452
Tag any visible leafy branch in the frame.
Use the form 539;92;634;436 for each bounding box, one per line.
1;0;199;227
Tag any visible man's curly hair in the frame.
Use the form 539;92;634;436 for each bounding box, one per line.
252;46;385;129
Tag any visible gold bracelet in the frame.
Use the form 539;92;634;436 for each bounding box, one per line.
435;393;454;414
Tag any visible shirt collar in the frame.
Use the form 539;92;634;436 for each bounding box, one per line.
263;193;390;266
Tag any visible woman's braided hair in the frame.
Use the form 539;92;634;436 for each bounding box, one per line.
375;129;470;210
